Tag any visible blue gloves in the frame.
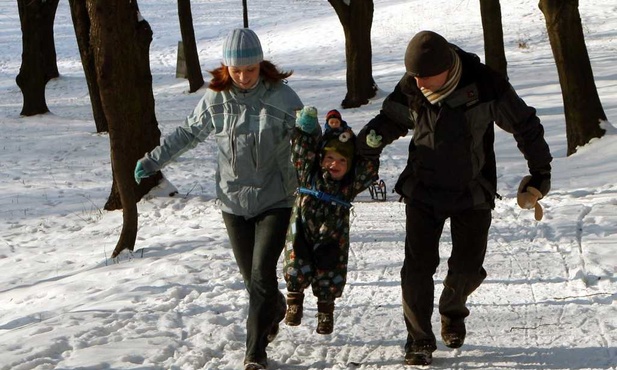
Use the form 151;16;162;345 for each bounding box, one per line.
134;157;157;184
366;129;382;148
134;162;147;184
296;106;318;133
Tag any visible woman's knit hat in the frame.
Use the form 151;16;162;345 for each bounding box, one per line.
222;28;264;67
322;129;356;165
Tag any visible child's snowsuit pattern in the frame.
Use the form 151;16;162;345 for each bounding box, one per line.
284;128;379;301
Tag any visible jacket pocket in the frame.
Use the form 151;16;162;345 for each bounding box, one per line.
395;164;416;200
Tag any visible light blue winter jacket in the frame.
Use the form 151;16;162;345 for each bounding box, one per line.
143;78;303;218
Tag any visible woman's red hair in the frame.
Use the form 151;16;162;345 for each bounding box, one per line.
207;61;293;92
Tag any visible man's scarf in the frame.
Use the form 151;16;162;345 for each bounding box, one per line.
420;50;462;105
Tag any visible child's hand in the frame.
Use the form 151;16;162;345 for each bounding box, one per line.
366;129;382;148
296;106;318;133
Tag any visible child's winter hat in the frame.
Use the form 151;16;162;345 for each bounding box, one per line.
222;28;264;67
322;129;356;165
325;109;342;123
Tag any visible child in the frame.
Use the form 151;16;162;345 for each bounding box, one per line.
323;109;350;134
283;106;379;334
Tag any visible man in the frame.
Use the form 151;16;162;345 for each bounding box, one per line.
356;30;552;365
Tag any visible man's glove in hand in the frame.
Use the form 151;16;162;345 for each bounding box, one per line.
524;171;551;196
296;106;318;133
517;175;545;221
366;129;383;148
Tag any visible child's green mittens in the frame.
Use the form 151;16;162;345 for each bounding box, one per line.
296;106;319;133
366;129;382;148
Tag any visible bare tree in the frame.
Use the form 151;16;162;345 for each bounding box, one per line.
69;0;108;132
178;0;204;92
328;0;377;108
41;1;60;82
87;0;162;258
16;0;60;116
539;0;606;155
242;0;249;28
479;0;508;78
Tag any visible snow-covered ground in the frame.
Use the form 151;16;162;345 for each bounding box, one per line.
0;0;615;369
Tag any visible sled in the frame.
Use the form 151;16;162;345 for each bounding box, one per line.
368;179;387;201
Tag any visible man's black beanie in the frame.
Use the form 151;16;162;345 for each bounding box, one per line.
405;30;453;77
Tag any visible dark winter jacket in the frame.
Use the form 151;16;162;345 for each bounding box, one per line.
357;46;552;212
283;128;379;300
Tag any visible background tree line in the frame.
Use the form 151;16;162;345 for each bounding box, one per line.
15;0;608;257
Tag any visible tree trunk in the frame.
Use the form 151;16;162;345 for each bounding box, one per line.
479;0;508;78
178;0;204;93
42;0;60;82
16;0;59;116
328;0;377;109
242;0;249;28
102;5;162;213
68;0;108;132
539;0;606;156
88;0;162;257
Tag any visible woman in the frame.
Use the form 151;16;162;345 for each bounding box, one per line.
134;28;303;370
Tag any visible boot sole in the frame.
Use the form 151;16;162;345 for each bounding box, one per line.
316;328;333;335
285;320;301;326
444;338;464;348
442;333;465;348
244;362;267;370
404;353;432;365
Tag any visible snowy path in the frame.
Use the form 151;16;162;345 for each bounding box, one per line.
0;124;615;369
1;193;614;370
253;200;615;370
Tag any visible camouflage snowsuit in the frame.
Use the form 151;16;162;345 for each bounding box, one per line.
283;128;378;302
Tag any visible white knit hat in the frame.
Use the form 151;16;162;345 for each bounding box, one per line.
222;28;264;67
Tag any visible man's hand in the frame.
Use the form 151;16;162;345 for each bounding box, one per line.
517;175;545;221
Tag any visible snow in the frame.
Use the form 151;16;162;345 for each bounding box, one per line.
0;0;616;369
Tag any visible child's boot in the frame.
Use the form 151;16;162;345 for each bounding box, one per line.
285;291;304;326
316;300;334;335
